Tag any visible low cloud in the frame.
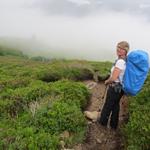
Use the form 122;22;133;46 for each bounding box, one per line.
0;0;150;61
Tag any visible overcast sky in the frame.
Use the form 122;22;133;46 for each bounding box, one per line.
1;0;150;60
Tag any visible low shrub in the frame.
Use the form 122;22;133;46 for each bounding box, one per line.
37;65;93;82
0;80;51;117
49;80;90;109
123;80;150;150
32;101;86;134
0;121;60;150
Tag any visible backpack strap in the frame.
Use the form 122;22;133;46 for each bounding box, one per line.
113;58;126;67
113;58;126;85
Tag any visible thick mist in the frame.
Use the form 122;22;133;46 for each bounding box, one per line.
0;0;150;61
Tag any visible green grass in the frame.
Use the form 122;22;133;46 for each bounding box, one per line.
1;55;111;149
123;74;150;150
1;50;149;149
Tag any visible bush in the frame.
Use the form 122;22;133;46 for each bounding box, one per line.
37;65;93;82
89;61;112;80
123;80;150;150
0;78;90;149
0;122;60;150
49;80;90;109
0;77;31;92
1;56;111;149
32;101;86;134
0;45;25;57
0;80;51;117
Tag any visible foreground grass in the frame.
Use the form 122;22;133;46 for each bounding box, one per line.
0;54;149;149
0;56;111;149
122;74;150;150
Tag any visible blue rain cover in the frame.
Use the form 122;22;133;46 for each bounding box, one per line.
123;50;149;96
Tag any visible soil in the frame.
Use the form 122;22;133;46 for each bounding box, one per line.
73;80;129;150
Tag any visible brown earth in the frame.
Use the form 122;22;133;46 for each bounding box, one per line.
74;80;129;150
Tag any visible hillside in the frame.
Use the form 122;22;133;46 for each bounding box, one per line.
0;52;149;149
0;37;55;58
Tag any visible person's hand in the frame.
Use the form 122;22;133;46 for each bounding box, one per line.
104;79;109;85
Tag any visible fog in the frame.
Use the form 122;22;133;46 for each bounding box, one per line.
1;0;150;61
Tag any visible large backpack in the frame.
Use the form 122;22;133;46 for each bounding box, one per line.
122;50;149;96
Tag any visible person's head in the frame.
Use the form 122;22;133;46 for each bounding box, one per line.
116;41;129;58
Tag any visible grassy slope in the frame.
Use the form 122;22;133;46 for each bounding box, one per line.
0;47;149;149
0;54;111;149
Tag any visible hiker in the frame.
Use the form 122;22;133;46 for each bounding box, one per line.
98;41;129;130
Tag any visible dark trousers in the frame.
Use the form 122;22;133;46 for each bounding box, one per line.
99;85;124;129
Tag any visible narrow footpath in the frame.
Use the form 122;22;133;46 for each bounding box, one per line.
74;80;129;150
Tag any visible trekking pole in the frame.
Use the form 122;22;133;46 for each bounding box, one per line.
102;85;108;99
98;85;108;112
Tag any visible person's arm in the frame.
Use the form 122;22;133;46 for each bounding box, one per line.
104;67;121;85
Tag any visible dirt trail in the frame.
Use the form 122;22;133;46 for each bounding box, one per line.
74;80;128;150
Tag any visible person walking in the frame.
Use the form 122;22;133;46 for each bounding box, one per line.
98;41;130;130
